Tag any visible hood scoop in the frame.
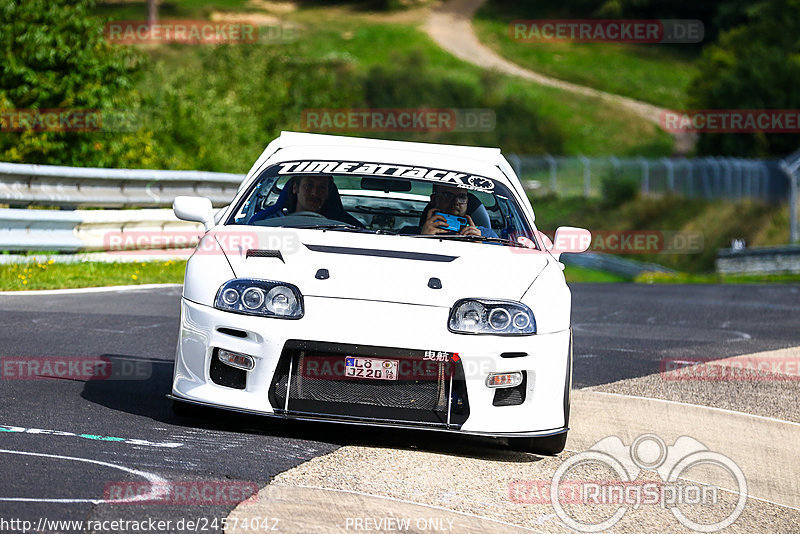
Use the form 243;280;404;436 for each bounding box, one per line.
245;249;284;262
304;243;458;263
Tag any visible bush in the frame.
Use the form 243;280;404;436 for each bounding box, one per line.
600;170;638;206
688;0;800;157
0;0;158;167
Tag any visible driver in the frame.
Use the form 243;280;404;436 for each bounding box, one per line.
291;175;330;214
420;185;496;237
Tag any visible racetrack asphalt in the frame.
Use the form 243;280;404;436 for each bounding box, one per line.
0;283;798;532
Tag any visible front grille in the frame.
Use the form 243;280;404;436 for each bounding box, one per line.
492;372;527;406
210;350;246;389
269;340;469;427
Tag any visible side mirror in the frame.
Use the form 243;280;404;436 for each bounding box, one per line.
173;196;215;231
551;226;591;258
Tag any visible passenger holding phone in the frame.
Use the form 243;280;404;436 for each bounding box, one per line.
420;185;496;237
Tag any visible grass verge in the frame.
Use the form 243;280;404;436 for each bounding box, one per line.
473;3;698;109
0;260;186;291
635;271;800;284
564;265;629;283
92;4;673;165
531;194;790;273
2;259;796;290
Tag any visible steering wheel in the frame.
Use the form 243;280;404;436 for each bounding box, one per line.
292;211;327;218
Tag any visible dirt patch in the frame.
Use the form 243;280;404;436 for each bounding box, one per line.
210;11;281;25
246;0;297;14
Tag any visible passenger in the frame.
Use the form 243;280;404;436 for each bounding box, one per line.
420;185;497;237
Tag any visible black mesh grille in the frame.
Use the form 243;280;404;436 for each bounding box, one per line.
492;372;527;406
269;340;469;427
210;351;246;390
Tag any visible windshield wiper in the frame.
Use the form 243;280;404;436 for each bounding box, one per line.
411;234;526;247
288;223;367;232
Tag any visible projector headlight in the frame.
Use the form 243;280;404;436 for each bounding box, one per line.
448;299;535;335
215;279;303;319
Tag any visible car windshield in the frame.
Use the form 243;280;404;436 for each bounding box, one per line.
227;161;533;246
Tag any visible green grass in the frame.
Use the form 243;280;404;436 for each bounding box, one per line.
92;4;673;161
95;0;253;20
564;265;629;283
3;257;795;290
635;271;800;284
285;13;673;156
473;5;698;109
0;260;186;291
531;194;790;273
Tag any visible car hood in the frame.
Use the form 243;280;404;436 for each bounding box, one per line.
213;226;549;308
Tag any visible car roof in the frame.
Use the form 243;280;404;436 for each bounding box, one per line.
233;132;535;223
244;132;517;186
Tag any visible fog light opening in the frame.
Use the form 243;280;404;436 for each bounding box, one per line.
217;348;255;371
485;371;523;388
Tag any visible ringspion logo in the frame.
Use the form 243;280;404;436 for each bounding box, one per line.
511;434;747;532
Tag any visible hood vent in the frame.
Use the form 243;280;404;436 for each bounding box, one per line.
246;249;284;262
305;244;457;263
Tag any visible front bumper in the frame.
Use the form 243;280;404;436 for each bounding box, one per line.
172;297;571;437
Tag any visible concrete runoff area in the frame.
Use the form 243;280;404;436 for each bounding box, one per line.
229;349;800;533
592;346;800;423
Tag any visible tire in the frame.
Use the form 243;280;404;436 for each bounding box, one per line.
508;432;568;456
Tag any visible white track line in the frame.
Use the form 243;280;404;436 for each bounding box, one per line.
0;283;181;296
0;449;166;504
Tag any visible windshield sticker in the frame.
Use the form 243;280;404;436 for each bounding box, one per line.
275;160;495;192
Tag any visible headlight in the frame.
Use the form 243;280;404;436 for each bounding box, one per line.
215;279;303;319
448;299;535;335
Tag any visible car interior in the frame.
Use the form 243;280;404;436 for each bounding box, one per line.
235;174;526;240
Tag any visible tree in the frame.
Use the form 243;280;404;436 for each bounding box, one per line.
687;0;800;156
0;0;158;167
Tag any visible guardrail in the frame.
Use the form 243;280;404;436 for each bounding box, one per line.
561;252;674;279
716;245;800;274
0;208;202;253
0;162;243;208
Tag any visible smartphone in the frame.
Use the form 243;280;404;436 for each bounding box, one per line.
434;211;468;232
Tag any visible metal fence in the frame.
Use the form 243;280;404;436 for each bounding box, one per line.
1;152;797;259
506;155;782;201
780;150;800;243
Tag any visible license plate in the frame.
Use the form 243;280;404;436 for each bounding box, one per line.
345;357;399;381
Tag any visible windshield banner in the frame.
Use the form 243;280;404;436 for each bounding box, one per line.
274;160;496;192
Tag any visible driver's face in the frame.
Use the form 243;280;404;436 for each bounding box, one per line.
293;176;330;213
432;185;469;216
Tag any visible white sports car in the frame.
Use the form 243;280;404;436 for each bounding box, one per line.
169;132;589;455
